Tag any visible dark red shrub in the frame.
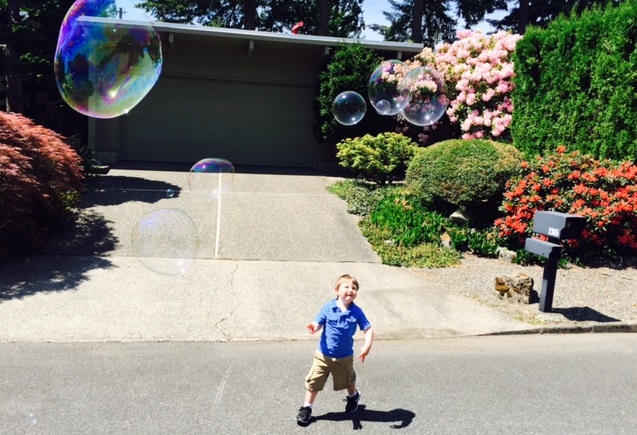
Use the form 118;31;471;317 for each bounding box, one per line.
0;112;84;260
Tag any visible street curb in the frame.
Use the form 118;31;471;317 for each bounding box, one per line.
482;321;637;336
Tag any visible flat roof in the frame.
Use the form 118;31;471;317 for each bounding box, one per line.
151;21;424;54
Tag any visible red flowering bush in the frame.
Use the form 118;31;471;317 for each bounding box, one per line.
0;112;84;260
495;146;637;260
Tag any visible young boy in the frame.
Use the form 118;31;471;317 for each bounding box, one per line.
296;274;374;426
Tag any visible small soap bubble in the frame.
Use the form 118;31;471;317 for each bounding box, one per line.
332;91;367;126
131;208;199;276
166;189;175;198
188;158;235;200
54;0;162;118
374;99;391;115
398;66;449;126
368;60;410;116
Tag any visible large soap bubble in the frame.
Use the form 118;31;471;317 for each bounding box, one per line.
332;91;367;126
398;66;449;126
368;60;410;115
131;208;200;276
188;158;235;200
54;0;162;118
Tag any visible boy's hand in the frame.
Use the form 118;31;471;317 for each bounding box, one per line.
306;322;319;334
358;346;371;362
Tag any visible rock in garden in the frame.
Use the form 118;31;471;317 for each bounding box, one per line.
495;273;534;303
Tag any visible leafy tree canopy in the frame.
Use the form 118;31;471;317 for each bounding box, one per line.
136;0;364;37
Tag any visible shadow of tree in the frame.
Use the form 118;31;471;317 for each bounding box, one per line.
41;210;119;256
83;175;182;207
313;405;415;430
1;174;182;302
0;254;114;301
553;307;621;322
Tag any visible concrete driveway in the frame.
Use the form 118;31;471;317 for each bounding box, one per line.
0;166;529;343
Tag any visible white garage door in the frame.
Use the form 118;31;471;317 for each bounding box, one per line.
119;75;317;167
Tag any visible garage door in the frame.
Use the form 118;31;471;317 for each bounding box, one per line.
118;75;317;168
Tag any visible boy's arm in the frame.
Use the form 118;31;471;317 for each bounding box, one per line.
358;326;374;362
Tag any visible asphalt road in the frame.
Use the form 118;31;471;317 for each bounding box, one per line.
2;334;635;434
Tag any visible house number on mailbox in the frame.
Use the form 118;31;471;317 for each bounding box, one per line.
547;227;560;238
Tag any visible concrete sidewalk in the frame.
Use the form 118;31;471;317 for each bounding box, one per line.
0;167;530;343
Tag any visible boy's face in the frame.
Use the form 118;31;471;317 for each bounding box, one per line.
335;279;358;305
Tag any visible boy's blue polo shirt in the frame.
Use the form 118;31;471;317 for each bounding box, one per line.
316;299;371;359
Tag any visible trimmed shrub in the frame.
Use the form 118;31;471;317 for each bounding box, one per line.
495;146;637;261
336;132;419;185
0;112;84;260
405;139;523;224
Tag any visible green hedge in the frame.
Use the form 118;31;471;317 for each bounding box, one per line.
512;0;637;161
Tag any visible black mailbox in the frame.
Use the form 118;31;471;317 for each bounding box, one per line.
525;211;586;312
531;211;587;241
524;238;562;259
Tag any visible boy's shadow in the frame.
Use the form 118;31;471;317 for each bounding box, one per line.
312;405;415;430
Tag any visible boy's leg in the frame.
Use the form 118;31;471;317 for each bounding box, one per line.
304;389;318;406
330;356;360;413
297;352;330;425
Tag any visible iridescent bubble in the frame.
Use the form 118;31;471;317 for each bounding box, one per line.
188;158;235;200
368;60;410;116
131;208;199;276
54;0;162;118
398;66;449;126
332;91;367;126
166;189;175;198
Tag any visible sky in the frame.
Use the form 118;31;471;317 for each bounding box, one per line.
120;0;505;39
361;0;506;41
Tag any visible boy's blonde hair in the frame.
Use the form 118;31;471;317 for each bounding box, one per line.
335;274;359;290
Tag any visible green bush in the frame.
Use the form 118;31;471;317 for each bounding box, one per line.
327;179;397;216
361;191;463;267
336;132;419;185
327;180;501;267
405;139;523;225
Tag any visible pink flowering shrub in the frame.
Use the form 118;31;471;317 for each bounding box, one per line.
435;30;522;140
390;30;522;141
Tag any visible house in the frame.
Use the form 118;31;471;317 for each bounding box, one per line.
90;22;423;169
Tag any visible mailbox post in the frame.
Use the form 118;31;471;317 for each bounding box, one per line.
524;211;586;312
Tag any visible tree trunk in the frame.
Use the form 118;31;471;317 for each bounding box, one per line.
318;0;329;36
4;0;24;113
242;0;256;30
518;0;529;34
411;0;424;43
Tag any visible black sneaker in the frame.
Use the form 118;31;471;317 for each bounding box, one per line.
296;406;312;425
344;390;360;412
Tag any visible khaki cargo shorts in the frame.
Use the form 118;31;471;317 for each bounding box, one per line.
305;350;356;392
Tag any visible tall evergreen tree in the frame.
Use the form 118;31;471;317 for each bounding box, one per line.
1;0;76;126
489;0;626;34
369;0;505;44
